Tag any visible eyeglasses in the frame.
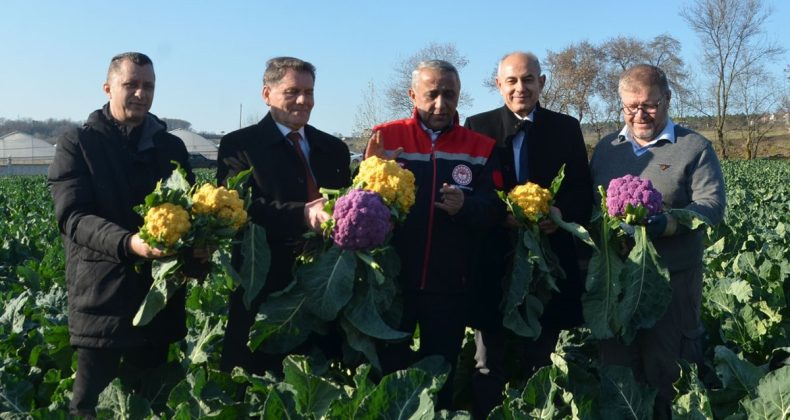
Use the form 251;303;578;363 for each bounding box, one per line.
622;99;663;116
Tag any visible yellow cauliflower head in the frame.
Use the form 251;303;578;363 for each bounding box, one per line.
143;202;191;247
507;182;552;222
353;156;416;215
192;183;247;230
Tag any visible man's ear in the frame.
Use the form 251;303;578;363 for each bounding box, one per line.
103;82;111;98
408;88;416;104
262;85;271;106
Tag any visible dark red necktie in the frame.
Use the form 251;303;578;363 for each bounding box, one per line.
287;131;320;201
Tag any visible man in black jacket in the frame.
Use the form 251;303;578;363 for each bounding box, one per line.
48;52;195;417
217;57;351;375
464;51;593;418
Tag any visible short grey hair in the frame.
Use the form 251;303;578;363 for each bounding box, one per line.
618;64;670;96
263;57;316;85
497;51;541;76
411;60;460;89
107;52;153;81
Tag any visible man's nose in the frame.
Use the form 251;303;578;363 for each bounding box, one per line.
435;95;446;111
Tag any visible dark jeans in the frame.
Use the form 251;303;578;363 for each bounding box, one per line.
70;343;169;417
379;290;470;410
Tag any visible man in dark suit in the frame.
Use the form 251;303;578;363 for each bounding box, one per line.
464;51;593;418
217;57;351;374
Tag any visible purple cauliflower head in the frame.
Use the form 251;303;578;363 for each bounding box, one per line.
605;175;663;224
332;189;391;250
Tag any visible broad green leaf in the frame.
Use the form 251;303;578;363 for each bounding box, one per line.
740;365;790;419
163;164;191;192
549;207;597;250
598;365;657;420
549;164;566;197
582;237;623;340
340;316;383;371
668;208;710;230
714;346;767;397
249;289;315;353
261;387;300;419
617;227;671;344
226;167;253;194
296;246;356;321
96;378;152;419
343;279;409;341
327;361;376;418
240;223;271;310
282;355;342;418
672;362;713;420
186;313;225;365
488;386;531;420
132;257;184;326
0;291;29;334
354;367;436;420
502;238;542;338
520;366;566;419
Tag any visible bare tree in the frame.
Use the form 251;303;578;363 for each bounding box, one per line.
681;0;785;159
483;62;498;92
542;41;603;122
598;34;690;123
385;42;472;119
352;80;384;137
731;66;783;159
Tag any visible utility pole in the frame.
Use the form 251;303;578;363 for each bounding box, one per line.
239;104;242;129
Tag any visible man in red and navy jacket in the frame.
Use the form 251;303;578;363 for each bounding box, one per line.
365;59;505;409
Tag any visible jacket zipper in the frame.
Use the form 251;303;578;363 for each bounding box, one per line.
419;139;438;290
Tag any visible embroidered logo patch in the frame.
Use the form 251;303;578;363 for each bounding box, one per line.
659;164;671;171
452;164;473;186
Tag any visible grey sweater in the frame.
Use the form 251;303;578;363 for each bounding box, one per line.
590;125;726;272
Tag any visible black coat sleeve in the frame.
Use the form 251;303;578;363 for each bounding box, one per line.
552;118;593;226
48;129;133;262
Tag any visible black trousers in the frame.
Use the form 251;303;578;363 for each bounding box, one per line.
379;290;470;410
70;343;169;417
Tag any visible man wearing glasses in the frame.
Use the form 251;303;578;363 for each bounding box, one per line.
590;64;725;419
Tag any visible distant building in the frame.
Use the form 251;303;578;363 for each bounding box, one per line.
169;129;218;159
0;131;56;165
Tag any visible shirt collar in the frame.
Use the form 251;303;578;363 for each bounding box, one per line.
418;120;443;142
274;121;306;141
618;118;677;146
512;109;535;123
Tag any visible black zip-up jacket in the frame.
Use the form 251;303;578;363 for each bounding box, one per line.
48;106;193;348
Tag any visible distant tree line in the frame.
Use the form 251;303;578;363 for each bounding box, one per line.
0;118;79;140
0;117;224;141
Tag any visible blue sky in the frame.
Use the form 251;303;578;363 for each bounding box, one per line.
1;0;787;136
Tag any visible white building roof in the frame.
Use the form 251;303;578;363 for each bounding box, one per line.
169;129;218;159
0;131;56;159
